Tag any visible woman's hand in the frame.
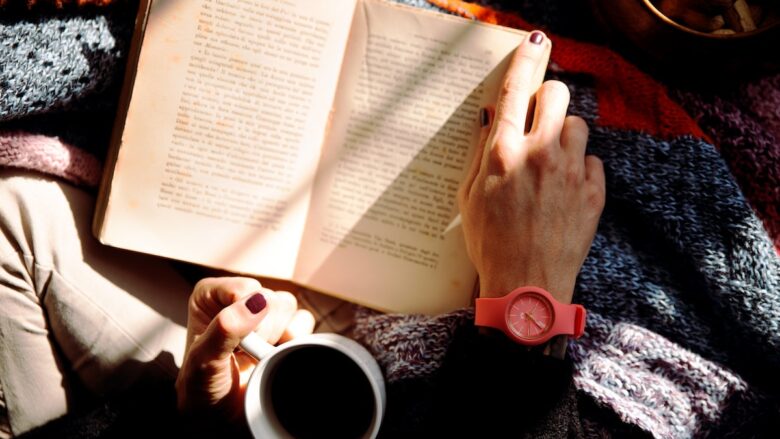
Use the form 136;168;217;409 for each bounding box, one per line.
175;277;315;423
458;31;606;303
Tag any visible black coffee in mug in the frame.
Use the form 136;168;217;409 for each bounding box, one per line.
268;346;376;438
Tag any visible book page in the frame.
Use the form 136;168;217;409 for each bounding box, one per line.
99;0;356;278
296;0;542;313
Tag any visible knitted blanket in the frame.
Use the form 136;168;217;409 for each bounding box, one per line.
1;1;779;438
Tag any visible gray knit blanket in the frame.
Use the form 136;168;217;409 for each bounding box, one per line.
1;1;779;438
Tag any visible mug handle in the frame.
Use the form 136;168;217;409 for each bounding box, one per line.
239;332;275;361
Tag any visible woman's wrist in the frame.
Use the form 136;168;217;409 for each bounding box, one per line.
478;276;575;304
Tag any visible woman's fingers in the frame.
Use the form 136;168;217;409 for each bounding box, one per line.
278;309;316;344
584;154;607;217
190;277;262;318
560;115;589;162
529;80;570;149
492;30;550;147
585;154;606;188
459;107;493;203
253;290;299;345
186;277;264;352
190;279;311;350
190;292;268;363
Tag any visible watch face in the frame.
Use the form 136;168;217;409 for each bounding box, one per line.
507;292;554;341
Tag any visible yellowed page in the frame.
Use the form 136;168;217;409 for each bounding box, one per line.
296;0;545;313
99;0;357;279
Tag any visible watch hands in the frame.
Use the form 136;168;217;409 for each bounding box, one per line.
526;313;546;330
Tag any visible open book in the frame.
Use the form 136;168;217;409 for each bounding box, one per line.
94;0;550;314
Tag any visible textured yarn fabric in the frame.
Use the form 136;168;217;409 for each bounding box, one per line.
0;4;134;159
0;13;126;120
1;1;779;438
354;308;474;382
569;312;765;438
671;79;780;251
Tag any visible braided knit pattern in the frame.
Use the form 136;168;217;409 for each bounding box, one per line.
0;131;101;186
569;311;764;438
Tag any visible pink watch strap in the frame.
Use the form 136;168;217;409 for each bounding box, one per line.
474;295;509;333
550;303;586;339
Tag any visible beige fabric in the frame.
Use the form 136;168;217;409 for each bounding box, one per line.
0;169;192;435
0;169;356;436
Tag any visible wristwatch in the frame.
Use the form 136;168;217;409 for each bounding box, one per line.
475;286;586;346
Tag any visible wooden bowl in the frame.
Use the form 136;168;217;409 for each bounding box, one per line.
589;0;780;77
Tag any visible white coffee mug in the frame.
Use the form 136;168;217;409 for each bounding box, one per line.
240;332;385;438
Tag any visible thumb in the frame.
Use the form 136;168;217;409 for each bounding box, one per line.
195;292;268;362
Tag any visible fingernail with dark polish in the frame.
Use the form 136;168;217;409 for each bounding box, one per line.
479;108;489;127
529;31;545;45
246;293;267;314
